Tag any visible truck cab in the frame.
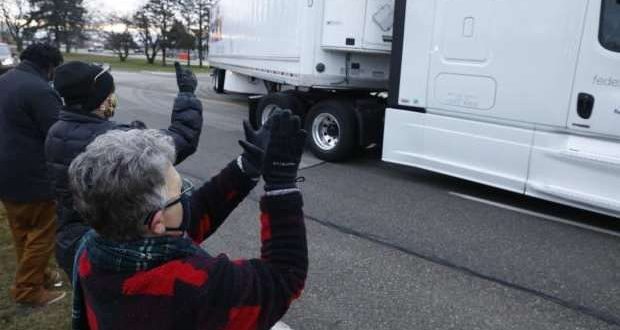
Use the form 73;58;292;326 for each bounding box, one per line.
383;0;620;217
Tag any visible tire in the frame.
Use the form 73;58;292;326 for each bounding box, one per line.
305;99;358;162
213;69;225;94
254;92;306;128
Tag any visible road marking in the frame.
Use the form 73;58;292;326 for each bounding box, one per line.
449;192;620;238
272;322;294;330
141;71;175;76
139;71;211;79
300;152;324;170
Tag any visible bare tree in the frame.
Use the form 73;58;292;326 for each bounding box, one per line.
179;0;211;67
105;31;136;62
0;0;33;51
104;14;136;62
29;0;88;53
144;0;176;66
167;19;194;66
133;7;159;64
178;0;194;66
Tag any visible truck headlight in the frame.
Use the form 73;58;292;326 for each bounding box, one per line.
2;57;14;66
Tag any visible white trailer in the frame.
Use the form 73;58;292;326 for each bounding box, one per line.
208;0;395;160
384;0;620;217
209;0;620;217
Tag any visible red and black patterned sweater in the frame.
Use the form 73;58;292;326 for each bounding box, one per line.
75;162;308;330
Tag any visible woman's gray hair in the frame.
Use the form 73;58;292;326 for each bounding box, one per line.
69;129;176;241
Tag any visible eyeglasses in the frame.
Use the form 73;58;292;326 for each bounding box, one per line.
143;178;194;227
162;178;194;209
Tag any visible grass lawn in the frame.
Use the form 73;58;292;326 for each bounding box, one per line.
0;203;72;330
62;53;211;74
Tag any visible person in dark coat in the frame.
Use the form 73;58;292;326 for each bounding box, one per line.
0;43;66;307
45;61;204;278
69;110;307;330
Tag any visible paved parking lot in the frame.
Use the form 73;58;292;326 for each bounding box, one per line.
113;70;620;330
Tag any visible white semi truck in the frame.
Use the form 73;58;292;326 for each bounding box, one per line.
208;0;620;218
209;0;394;161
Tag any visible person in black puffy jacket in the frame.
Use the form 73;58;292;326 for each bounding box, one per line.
45;61;203;277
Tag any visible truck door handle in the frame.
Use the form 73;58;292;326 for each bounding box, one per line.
577;93;595;119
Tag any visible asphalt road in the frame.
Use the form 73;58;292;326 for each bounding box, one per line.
111;70;620;330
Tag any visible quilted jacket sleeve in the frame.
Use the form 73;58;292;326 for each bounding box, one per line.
165;92;204;165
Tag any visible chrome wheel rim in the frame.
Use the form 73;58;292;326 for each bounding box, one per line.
261;104;282;125
312;113;340;151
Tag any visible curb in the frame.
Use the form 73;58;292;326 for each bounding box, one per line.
140;71;212;78
272;322;294;330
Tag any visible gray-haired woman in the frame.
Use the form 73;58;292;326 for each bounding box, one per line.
69;110;308;330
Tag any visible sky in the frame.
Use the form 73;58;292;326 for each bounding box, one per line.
86;0;147;15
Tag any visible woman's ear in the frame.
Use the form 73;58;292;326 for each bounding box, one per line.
147;210;166;235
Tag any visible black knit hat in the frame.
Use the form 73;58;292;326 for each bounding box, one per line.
54;61;115;113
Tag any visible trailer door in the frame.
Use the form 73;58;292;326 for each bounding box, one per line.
568;0;620;138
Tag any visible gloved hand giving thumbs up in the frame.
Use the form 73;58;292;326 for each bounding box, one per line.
174;61;197;94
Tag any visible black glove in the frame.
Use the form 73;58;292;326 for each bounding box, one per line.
174;62;197;94
129;120;147;129
239;119;271;178
263;109;307;191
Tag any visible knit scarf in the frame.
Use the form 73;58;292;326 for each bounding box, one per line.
71;230;208;330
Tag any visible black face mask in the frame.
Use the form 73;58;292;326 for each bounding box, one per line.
164;193;192;233
144;178;194;235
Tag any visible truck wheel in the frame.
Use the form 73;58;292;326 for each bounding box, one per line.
305;100;357;162
213;69;225;94
255;92;306;127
